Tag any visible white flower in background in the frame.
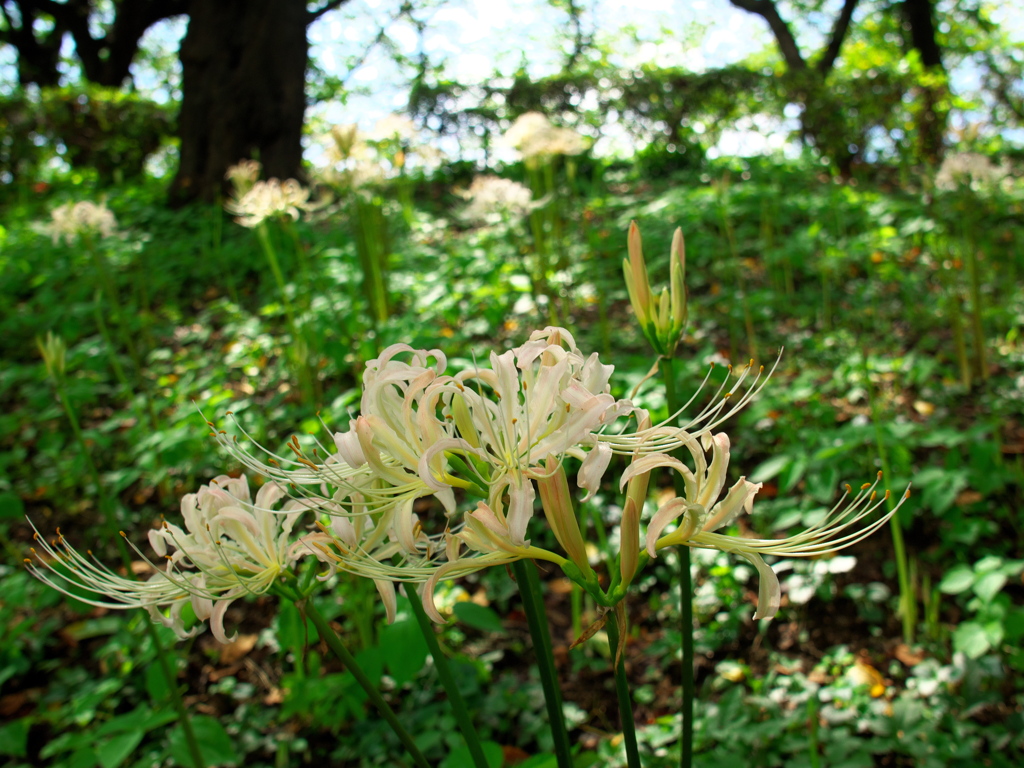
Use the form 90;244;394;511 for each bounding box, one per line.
502;112;588;159
369;114;418;143
457;175;541;223
935;152;1011;192
224;159;262;196
637;433;911;620
27;475;313;643
39;200;118;245
225;178;310;228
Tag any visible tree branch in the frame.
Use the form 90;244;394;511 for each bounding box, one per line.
37;0;187;86
816;0;858;74
729;0;806;70
308;0;351;22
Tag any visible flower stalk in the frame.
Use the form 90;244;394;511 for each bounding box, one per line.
660;355;695;768
407;589;490;768
512;559;574;768
605;607;641;768
293;590;432;768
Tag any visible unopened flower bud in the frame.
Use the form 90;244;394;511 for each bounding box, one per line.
37;331;66;381
622;221;688;356
536;456;592;578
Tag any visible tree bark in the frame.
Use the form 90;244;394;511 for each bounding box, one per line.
899;0;946;163
40;0;187;87
169;0;310;204
729;0;861;173
1;0;65;86
901;0;942;68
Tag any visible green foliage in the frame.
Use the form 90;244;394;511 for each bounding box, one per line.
0;86;174;184
2;149;1023;765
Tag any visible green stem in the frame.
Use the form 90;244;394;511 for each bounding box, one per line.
604;611;642;768
512;559;573;768
255;222;315;405
862;351;914;644
407;588;490;768
301;597;432;768
660;356;694;768
53;379;205;768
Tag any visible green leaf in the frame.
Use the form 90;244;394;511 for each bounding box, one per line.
778;453;808;494
379;617;428;687
937;565;974;595
94;706;176;737
168;716;238;768
972;572;1007;603
0;717;29;757
439;740;504;768
0;491;25;520
749;455;790;484
145;660;171;703
276;600;316;653
1004;608;1024;642
452;602;505;633
974;555;1005;573
515;756;559;768
953;621;991;659
97;730;145;768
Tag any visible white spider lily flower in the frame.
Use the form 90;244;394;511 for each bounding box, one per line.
415;327;634;546
27;475;314;643
225;178;310;228
38;200;118;245
418;503;568;623
637;436;911;620
212;344;459;525
502;112;588;159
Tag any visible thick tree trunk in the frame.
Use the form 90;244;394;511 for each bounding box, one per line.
169;0;309;204
900;0;947;164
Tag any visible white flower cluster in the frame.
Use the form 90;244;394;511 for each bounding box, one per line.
457;175;540;223
39;200;118;245
502;112;588;159
28;476;314;642
29;323;904;639
935;152;1011;193
225;178;311;228
224;159;262;196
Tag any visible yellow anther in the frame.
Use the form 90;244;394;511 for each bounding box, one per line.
861;483;871;490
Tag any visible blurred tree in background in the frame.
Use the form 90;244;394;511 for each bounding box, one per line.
1;0;1023;192
0;0;350;199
